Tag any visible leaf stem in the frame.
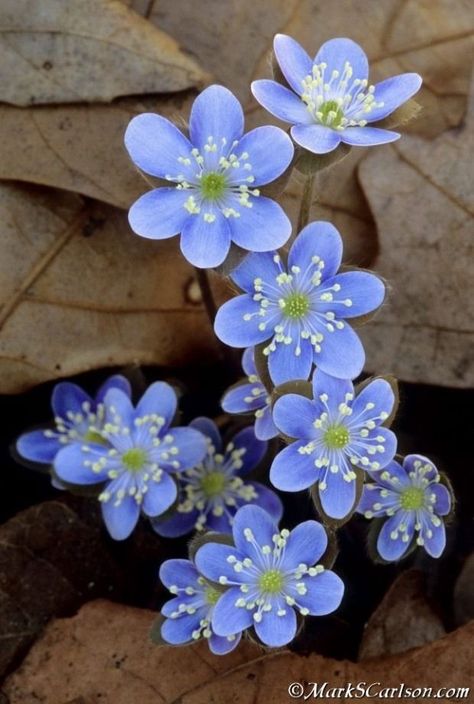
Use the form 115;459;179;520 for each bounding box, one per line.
194;267;218;326
296;173;315;233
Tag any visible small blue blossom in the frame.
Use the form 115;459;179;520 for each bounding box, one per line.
357;454;452;561
214;221;385;384
221;348;278;440
54;382;207;540
152;418;282;537
159;558;241;655
270;369;397;520
252;35;422;154
16;375;131;466
195;505;344;648
124;84;293;268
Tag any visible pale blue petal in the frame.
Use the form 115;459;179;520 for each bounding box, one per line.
268;336;313;385
195;543;247;584
233;126;293;185
423;520;446;559
230;426;267;474
270;442;319;492
340;126;400;147
151;509;198;538
96;375;131;403
291;124;342;154
254;596;296;647
377;512;414;561
54;443;107;484
228;196;292;252
273;394;318;440
273;34;313;95
104;388;134;428
136;382;177;427
160;427;208;472
190;417;222;452
222;382;265;414
356;485;398;516
159;558;199;589
141;472;177;517
288;221;343;281
431;484;451;516
189;85;244;150
124;114;193;178
101;495;141;540
255;405;278;441
232;504;277;555
161;613;201;645
403;455;438;482
242;347;257;376
209;632;241;655
314;322;365;379
251;79;313;124
52;382;92;420
281;520;328;569
319;271;385;318
350;427;397;470
314;38;368;82
350;378;395;426
311;370;354;414
374;459;411;490
212;587;254;636
180;209;231;268
128;188;189;240
295;571;344;615
231;252;280;294
319;467;357;519
368;73;422;122
17;430;62;464
214;295;273;348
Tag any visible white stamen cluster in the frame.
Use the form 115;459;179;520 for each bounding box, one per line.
43;399;104;445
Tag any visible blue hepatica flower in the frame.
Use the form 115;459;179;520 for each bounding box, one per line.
124;84;293;268
270;369;397;520
252;35;422;154
357;454;452;561
221;348;278;440
152;417;282;537
54;382;207;540
16;375;131;466
214;221;385;384
159;558;241;655
195;505;344;648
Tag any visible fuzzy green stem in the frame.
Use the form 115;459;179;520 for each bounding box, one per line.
194;267;218;326
296;174;315;233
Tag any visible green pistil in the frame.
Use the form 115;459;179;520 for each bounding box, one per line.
200;172;227;200
205;585;221;606
324;425;350;450
283;292;310;319
83;429;108;446
319;100;344;128
122;448;147;472
400;487;425;511
201;471;226;498
259;569;284;594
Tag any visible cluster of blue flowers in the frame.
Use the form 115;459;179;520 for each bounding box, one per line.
15;35;453;655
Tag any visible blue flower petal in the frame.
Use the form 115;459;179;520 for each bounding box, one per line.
251;79;313;125
313;322;365;379
128;188;189;240
340;126;400;147
268;336;313;385
350;378;395;426
209;632;241;655
431;483;451;516
189;85;244;152
377;512;414;561
104;388;134;428
227;196;291;252
295;571;344;615
95;375;131;403
319;271;385;319
161;427;208;472
161;613;201;645
254;595;297;647
159;558;199;589
232;126;293;185
212;587;254;636
124;113;193;179
368;73;422;122
17;430;62;464
205;512;233;534
101;494;141;540
161;594;202;618
190;417;222;452
151;508;198;538
270;441;319;492
230;426;267;474
281;520;328;570
403;455;438;482
288;221;343;282
180;210;232;268
141;472;177;517
249;482;283;523
255;405;278;441
314;38;369;82
273;394;318;440
214;295;274;348
222;382;265;414
54;443;108;484
423;520;446;559
52;382;92;421
136;382;177;428
273;34;313;95
242;347;257;376
375;459;411;490
319;467;357;519
351;427;397;471
311;370;354;414
195;543;247;584
291;124;342;154
232;504;277;555
231;252;280;294
356;485;398;516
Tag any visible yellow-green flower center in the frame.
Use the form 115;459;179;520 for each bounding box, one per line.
200;172;227;200
122;448;147;472
324;425;350;449
400;487;425;511
283;292;310;319
259;569;284;594
83;429;108;446
205;585;221;606
319;100;345;128
201;471;226;498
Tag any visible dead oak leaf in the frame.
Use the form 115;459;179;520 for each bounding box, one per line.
0;0;206;106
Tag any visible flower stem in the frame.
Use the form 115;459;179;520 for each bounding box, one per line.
296;173;315;233
194;267;218;326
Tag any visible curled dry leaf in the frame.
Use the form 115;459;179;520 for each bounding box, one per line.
0;183;221;393
3;600;473;703
0;0;206;106
358;98;474;388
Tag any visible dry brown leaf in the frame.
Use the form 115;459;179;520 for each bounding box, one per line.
358;101;473;388
358;571;446;660
3;600;473;703
0;0;206;106
0;183;222;393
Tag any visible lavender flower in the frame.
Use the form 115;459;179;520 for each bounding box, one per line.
214;221;385;384
221;348;277;440
124;84;293;268
54;383;207;540
357;454;452;561
152;418;282;537
195;505;344;648
252;35;422;154
270;369;397;519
